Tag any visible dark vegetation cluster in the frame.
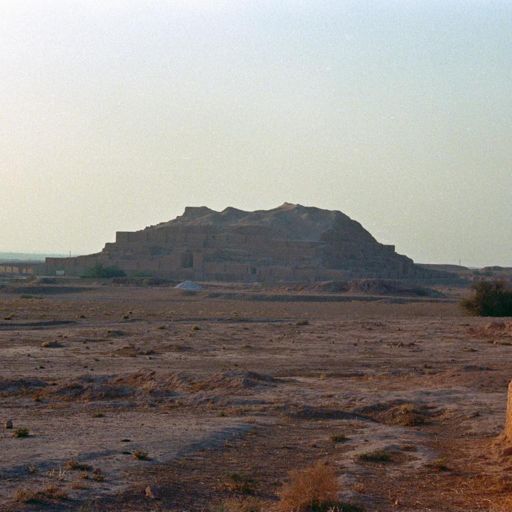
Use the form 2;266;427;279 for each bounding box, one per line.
81;263;126;279
461;280;512;317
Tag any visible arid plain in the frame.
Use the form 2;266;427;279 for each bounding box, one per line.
1;282;512;511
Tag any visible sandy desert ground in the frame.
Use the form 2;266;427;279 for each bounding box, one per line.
1;282;512;511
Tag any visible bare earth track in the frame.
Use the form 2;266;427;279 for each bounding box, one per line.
1;284;511;511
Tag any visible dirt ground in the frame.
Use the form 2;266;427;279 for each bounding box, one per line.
1;283;512;511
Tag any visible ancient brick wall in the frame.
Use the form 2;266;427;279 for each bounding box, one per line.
42;205;445;282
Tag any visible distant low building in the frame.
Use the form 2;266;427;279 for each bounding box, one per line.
0;262;43;276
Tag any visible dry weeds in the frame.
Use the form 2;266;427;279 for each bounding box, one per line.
65;459;93;472
132;450;150;461
14;485;68;504
223;473;256;495
12;427;29;438
276;461;339;512
357;450;392;464
489;495;512;512
214;497;265;512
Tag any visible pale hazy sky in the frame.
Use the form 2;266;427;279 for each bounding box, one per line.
1;0;511;266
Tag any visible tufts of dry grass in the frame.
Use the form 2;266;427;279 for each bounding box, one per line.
381;403;427;427
427;457;450;472
490;496;512;512
133;450;151;461
80;468;105;482
330;434;349;444
93;469;105;481
275;461;339;512
13;427;30;438
223;473;256;495
357;449;392;464
71;481;89;490
14;485;68;504
65;459;92;471
41;340;63;348
214;497;264;512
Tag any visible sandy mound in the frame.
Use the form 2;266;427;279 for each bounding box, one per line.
193;370;277;391
310;281;350;293
175;281;203;292
118;371;192;395
0;378;47;395
38;377;136;401
299;279;444;297
355;401;437;426
374;403;430;426
469;321;512;338
33;373;185;402
284;405;361;421
30;370;276;403
349;279;444;297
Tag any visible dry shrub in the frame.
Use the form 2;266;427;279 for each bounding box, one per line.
223;473;255;494
65;459;92;471
357;449;392;464
276;461;339;512
14;485;67;504
379;403;427;427
490;495;512;512
13;427;30;438
216;497;264;512
468;320;512;339
461;281;512;317
133;450;150;460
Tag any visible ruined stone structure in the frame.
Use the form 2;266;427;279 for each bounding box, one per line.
44;203;442;281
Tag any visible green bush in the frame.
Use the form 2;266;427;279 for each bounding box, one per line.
81;263;126;279
461;280;512;317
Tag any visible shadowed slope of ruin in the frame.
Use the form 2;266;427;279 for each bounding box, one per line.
155;203;375;244
44;203;451;282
